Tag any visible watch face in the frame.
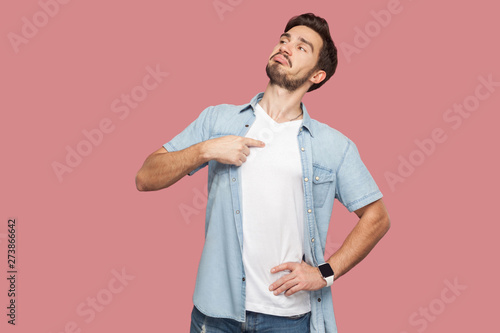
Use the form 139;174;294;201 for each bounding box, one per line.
319;263;334;277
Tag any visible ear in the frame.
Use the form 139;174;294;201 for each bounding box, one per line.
310;69;327;85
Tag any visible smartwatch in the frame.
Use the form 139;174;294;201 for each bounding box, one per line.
318;263;334;287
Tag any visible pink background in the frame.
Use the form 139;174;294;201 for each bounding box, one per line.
1;0;499;332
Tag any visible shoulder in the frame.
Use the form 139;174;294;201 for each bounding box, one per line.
308;118;358;172
202;92;260;121
309;118;353;148
213;101;250;114
199;101;252;136
201;101;250;118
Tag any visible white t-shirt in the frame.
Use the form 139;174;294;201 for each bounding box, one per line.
240;102;311;316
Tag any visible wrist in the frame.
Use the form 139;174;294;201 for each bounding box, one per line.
316;267;328;287
197;140;212;163
317;262;334;288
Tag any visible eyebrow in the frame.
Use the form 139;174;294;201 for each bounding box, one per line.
280;32;315;53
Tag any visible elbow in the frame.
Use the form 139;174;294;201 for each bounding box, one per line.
135;171;171;192
381;213;391;235
135;172;149;192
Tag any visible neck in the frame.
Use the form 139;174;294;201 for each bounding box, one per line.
258;82;307;123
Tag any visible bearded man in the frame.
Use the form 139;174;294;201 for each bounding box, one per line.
136;12;390;333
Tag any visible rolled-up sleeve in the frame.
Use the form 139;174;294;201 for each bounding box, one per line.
335;139;383;212
163;106;213;176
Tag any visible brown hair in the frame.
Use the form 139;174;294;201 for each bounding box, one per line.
285;13;338;92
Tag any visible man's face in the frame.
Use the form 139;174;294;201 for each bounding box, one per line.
266;25;324;92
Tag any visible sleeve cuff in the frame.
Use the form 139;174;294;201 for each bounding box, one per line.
345;191;383;213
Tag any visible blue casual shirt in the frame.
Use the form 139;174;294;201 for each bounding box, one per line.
164;92;383;333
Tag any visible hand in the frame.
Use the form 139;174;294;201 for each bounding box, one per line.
269;260;327;297
202;135;265;166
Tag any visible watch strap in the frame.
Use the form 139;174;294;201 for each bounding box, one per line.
324;274;334;287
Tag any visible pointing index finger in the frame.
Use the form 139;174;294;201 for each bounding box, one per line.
243;137;265;147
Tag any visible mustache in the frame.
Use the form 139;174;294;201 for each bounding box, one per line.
271;52;291;67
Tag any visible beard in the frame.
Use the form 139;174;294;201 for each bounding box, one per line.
265;57;318;92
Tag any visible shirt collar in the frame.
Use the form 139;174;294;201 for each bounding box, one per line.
239;92;314;137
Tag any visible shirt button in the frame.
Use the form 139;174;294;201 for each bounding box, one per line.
242;277;245;281
304;177;309;182
300;128;303;131
307;209;312;213
317;298;322;302
311;238;315;242
301;147;305;151
315;176;319;181
232;178;236;182
236;210;240;214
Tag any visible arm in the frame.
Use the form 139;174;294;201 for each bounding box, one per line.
135;143;207;192
135;135;265;191
326;198;390;280
269;198;390;295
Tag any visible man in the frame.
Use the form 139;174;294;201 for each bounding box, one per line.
136;13;390;333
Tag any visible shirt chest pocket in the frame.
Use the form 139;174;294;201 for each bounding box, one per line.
312;164;335;208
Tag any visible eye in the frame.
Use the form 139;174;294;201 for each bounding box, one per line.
299;46;306;52
280;40;286;44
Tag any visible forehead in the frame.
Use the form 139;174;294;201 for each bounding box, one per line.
283;25;323;53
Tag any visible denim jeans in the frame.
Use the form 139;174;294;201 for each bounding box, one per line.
190;306;311;333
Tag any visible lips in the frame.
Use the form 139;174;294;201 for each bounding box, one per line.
273;54;289;66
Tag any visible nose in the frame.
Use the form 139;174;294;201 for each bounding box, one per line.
279;42;291;56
